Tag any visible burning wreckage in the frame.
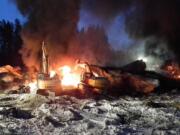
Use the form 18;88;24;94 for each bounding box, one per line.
35;42;109;96
0;42;179;134
0;42;179;97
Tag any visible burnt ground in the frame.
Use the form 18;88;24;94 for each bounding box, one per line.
0;89;179;135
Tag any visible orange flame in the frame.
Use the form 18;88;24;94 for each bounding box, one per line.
165;65;180;80
27;65;82;92
50;70;56;78
28;81;37;94
59;65;81;88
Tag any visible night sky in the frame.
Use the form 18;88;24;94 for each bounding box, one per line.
0;0;133;50
0;0;25;22
1;0;179;63
0;0;179;69
78;9;134;49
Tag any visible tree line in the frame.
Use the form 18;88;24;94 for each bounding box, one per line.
0;19;23;67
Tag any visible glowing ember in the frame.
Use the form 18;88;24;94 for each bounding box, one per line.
59;65;81;88
60;66;71;75
93;72;99;77
163;63;180;80
50;70;56;78
28;81;38;94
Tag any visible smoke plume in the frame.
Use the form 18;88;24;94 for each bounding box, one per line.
125;0;180;63
81;0;180;63
68;26;113;66
13;0;115;71
13;0;81;70
13;0;180;70
81;0;132;23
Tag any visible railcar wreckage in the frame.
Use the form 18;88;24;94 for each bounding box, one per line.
0;42;179;97
24;42;180;97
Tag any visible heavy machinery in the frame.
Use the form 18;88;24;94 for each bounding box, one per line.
37;42;61;95
36;42;109;96
76;61;110;94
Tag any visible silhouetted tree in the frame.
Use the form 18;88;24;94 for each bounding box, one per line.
0;19;23;66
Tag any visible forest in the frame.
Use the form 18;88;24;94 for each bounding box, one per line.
0;19;23;66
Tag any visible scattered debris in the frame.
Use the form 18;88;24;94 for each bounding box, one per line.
0;92;179;134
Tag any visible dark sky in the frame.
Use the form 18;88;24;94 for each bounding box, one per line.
0;0;133;50
0;0;25;22
78;9;134;49
1;0;179;65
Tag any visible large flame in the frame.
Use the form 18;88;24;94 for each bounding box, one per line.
27;65;82;92
28;81;38;94
165;65;180;80
50;70;56;78
59;66;81;88
162;61;180;80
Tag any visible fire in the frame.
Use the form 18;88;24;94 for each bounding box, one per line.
50;70;56;78
162;62;180;80
166;65;180;80
60;66;71;75
27;65;82;93
59;66;81;88
28;81;38;94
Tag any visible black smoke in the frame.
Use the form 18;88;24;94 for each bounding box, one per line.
13;0;81;70
81;0;180;63
68;26;113;66
125;0;180;63
13;0;180;70
81;0;132;23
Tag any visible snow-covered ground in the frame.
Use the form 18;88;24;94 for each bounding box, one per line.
0;90;179;135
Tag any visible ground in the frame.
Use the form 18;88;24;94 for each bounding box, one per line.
0;90;179;135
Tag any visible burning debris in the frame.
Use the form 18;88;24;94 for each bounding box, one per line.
37;42;61;95
0;1;179;134
0;65;22;80
161;60;180;80
32;42;111;96
0;65;24;93
0;42;179;98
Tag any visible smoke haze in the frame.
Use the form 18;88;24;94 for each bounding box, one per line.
81;0;180;62
13;0;180;70
14;0;81;69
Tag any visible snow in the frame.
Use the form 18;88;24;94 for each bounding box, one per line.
0;91;179;134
